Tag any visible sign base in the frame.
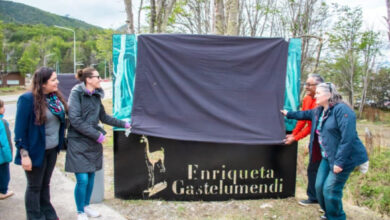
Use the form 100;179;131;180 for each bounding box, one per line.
114;132;297;201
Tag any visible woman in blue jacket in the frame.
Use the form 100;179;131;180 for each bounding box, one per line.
14;67;67;220
281;82;368;220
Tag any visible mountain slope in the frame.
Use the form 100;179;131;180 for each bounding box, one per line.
0;0;100;29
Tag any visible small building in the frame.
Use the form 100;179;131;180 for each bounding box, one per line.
0;72;25;87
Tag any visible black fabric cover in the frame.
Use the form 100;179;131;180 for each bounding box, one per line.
131;34;289;144
58;74;79;101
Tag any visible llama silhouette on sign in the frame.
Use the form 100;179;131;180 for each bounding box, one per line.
140;135;167;197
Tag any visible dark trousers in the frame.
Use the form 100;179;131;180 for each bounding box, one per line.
307;160;320;201
0;162;10;194
25;148;58;220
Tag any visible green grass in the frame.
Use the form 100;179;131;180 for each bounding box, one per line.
345;148;390;216
0;86;27;94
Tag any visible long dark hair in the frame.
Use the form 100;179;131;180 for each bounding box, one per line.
32;67;68;125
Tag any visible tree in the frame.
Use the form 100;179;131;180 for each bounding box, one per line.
17;41;40;76
281;0;329;75
0;21;5;73
137;0;144;33
96;29;114;78
124;0;135;34
214;0;225;34
386;0;390;42
357;30;381;118
148;0;177;33
241;0;276;37
226;0;239;35
368;67;390;104
173;0;213;34
327;6;363;106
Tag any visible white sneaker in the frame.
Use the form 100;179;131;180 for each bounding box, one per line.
84;205;101;218
77;213;89;220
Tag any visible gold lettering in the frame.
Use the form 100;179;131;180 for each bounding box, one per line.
196;186;203;195
279;178;283;192
266;169;274;178
239;170;248;180
227;170;237;184
260;167;265;178
212;169;220;180
221;165;226;180
250;184;258;193
210;185;218;194
203;182;210;195
201;170;211;180
172;180;184;195
185;185;194;195
188;164;198;180
250;169;259;179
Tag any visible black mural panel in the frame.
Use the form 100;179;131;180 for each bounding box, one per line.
114;131;297;201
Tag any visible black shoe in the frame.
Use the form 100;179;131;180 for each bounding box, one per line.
298;199;318;206
320;215;327;219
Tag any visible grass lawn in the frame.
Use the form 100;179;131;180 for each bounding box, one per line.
0;85;27;94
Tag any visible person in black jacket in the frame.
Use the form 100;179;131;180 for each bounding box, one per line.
14;67;67;220
65;67;129;220
281;82;368;220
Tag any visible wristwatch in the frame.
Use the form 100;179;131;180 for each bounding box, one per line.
20;149;29;158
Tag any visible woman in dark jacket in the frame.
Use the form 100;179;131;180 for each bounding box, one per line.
65;67;129;220
14;67;67;220
281;82;368;220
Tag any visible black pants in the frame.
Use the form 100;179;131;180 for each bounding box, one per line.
25;148;58;220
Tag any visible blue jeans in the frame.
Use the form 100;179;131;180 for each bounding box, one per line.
307;160;320;201
74;172;95;213
0;162;10;194
315;159;353;220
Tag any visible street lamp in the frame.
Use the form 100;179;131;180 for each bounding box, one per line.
43;53;54;66
54;25;76;74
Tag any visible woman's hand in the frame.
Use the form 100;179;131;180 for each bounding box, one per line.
283;134;295;145
280;109;288;116
101;135;107;143
333;165;343;174
21;155;32;171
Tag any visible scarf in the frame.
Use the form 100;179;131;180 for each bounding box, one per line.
46;93;65;123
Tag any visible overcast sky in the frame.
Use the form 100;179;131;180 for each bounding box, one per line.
10;0;388;32
11;0;128;29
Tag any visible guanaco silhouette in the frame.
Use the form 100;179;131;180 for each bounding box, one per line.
140;135;166;189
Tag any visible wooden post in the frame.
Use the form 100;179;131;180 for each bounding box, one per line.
365;127;373;155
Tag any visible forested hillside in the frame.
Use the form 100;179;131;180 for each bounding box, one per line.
0;0;99;29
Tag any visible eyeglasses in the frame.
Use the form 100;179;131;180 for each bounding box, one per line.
304;82;317;87
326;82;332;93
89;75;101;79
